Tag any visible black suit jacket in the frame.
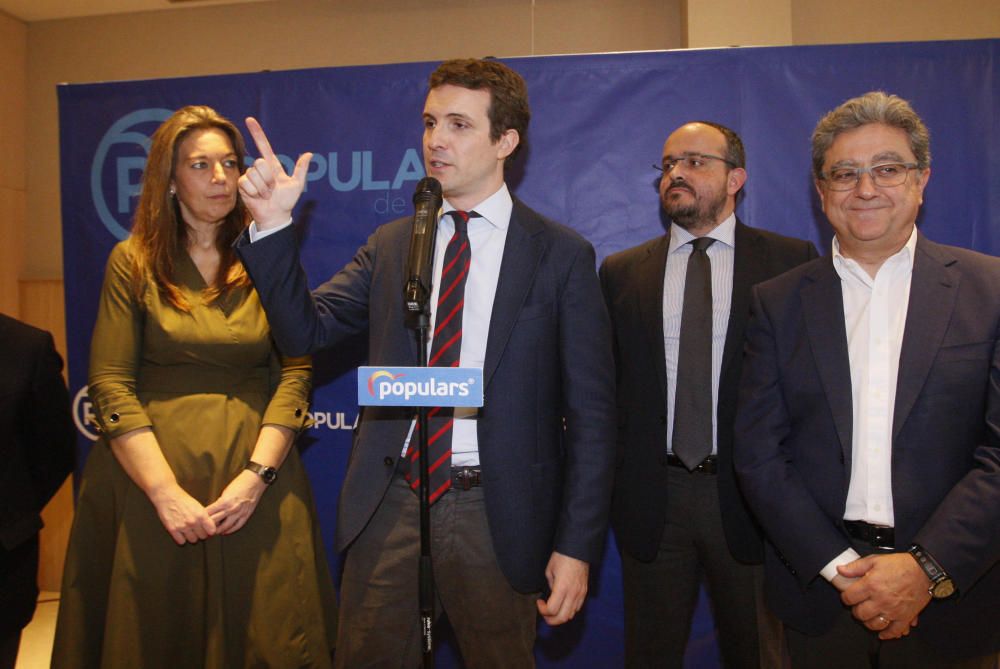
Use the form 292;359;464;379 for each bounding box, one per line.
735;234;1000;658
237;198;616;593
0;314;75;636
599;219;817;564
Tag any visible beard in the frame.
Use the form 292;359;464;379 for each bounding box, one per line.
661;184;727;230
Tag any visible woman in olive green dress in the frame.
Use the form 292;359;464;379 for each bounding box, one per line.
52;106;337;668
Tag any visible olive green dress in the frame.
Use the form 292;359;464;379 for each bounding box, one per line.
52;241;337;669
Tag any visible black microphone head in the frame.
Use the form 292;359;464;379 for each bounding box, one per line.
413;177;442;204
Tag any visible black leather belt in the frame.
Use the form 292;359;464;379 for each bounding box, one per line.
666;454;718;474
451;467;482;490
844;520;895;549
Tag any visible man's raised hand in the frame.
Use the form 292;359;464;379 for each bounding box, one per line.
238;117;313;230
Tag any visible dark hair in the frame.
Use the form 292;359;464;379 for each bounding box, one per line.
692;120;746;169
812;91;930;179
129;105;250;311
429;58;530;163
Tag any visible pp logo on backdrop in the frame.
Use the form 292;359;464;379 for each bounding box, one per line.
91;108;173;240
72;386;99;441
359;366;484;407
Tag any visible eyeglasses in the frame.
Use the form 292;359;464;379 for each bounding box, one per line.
654;153;737;176
821;162;919;191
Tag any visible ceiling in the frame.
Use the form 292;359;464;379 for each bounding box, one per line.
0;0;270;22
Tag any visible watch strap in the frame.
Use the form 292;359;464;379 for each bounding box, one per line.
908;544;954;598
246;460;278;485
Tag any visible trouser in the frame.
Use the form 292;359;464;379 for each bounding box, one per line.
336;475;539;668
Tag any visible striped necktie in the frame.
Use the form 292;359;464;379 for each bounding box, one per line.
406;210;475;503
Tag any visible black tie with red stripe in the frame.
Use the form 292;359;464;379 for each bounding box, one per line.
406;210;475;503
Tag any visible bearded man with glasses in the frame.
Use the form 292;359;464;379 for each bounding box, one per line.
600;121;817;668
735;91;1000;668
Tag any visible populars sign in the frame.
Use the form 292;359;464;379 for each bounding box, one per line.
358;366;484;407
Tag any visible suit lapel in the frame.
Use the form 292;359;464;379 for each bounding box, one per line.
638;234;670;401
482;200;545;389
892;236;958;441
801;258;854;464
722;220;768;373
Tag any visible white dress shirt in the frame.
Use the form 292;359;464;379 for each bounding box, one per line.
248;185;512;467
663;213;736;456
428;185;511;466
820;225;917;581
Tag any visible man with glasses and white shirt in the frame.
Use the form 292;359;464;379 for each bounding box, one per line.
736;91;1000;668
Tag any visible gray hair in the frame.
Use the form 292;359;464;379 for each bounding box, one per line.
811;91;930;179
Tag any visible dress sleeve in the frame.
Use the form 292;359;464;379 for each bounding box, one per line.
88;242;154;438
263;347;312;433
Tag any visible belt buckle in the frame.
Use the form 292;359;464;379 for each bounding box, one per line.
871;526;894;549
694;456;717;474
846;520;894;550
454;468;478;491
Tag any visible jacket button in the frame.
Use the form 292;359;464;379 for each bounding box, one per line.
109;412;120;423
384;457;394;467
294;408;303;418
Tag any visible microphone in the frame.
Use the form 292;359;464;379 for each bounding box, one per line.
404;177;443;313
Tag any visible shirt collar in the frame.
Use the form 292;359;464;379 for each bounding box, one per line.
668;212;736;254
442;183;512;231
832;224;917;284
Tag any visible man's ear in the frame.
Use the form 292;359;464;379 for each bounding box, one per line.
727;167;747;196
496;129;519;160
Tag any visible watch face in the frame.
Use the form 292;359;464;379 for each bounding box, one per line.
932;578;955;599
260;467;278;484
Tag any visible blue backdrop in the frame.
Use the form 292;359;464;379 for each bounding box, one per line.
59;39;999;667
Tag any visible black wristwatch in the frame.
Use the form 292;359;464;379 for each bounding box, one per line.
908;544;955;599
246;461;278;485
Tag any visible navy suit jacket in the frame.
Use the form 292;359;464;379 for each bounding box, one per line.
599;220;817;564
236;198;616;593
735;234;1000;658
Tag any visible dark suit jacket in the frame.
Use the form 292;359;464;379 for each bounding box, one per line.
599;219;817;564
237;198;616;593
0;314;75;637
735;234;1000;658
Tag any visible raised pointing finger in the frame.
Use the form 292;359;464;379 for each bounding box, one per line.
245;117;279;164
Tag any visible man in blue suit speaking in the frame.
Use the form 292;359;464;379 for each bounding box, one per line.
235;59;616;667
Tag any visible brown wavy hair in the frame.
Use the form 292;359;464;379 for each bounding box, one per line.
429;58;530;164
129;105;251;311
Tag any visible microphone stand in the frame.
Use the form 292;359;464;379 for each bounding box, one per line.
406;269;435;669
404;176;441;668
